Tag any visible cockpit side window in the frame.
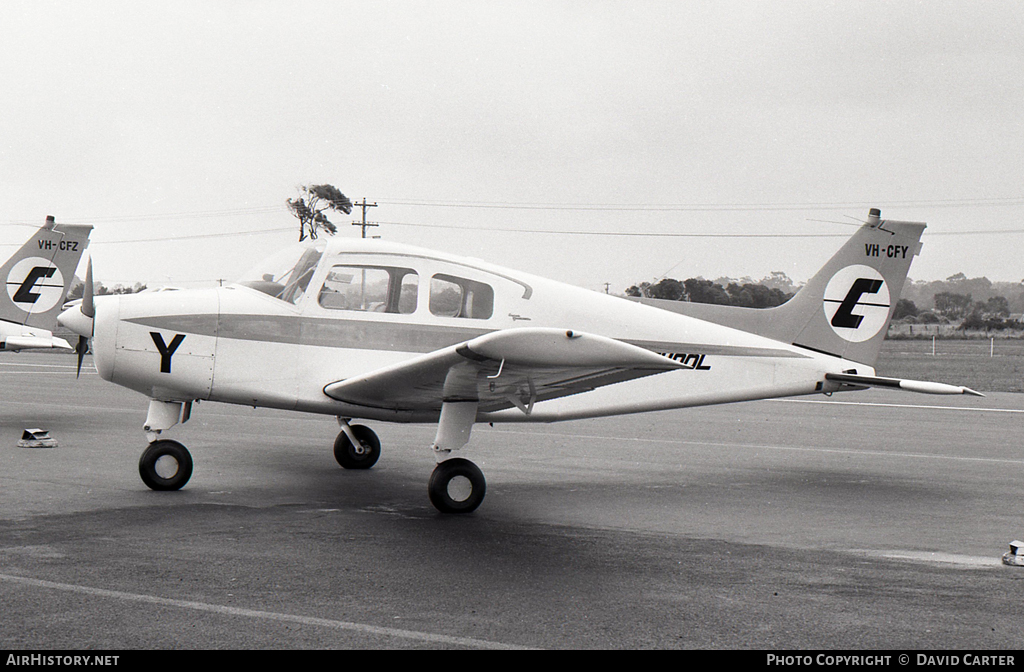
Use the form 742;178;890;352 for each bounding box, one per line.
318;265;418;314
235;243;324;305
277;247;323;304
429;273;494;319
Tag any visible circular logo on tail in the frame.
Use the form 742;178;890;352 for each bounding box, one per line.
6;257;65;314
822;265;890;343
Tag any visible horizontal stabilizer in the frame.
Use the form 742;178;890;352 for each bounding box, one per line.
0;335;73;351
825;373;984;397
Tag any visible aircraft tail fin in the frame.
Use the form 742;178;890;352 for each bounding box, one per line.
0;216;93;330
635;209;925;368
783;209;924;366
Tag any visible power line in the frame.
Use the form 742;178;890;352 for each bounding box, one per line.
6;221;1024;249
374;220;1024;238
94;227;294;244
5;195;1024;246
376;196;1024;212
7;194;1020;229
374;221;851;238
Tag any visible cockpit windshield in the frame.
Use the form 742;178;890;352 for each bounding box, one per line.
234;241;325;304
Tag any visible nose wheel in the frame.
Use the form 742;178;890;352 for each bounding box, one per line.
428;458;486;514
139;439;193;491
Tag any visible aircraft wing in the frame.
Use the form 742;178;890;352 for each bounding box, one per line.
323;327;686;414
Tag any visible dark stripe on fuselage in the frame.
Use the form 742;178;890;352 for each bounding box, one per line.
125;314;812;359
128;314;489;353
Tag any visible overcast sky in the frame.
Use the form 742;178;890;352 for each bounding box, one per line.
1;1;1022;292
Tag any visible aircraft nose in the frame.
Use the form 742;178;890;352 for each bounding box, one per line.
58;303;94;337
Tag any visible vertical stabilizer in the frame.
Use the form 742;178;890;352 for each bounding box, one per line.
633;209;925;368
784;209;924;366
0;216;93;330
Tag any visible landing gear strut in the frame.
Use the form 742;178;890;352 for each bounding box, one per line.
426;400;486;513
139;399;194;491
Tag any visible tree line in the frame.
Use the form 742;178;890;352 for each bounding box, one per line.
625;272;797;309
894;273;1024;330
626;271;1024;331
67;280;147;300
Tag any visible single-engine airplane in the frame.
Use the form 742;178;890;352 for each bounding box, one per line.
59;208;979;513
1;216;91;352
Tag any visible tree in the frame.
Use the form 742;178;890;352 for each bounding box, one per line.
287;184;354;241
893;298;918;320
625;282;652;298
684;278;732;305
983;295;1010;318
624;279;686;300
933;291;973;320
725;282;791;308
647;278;686;301
760;271;799;295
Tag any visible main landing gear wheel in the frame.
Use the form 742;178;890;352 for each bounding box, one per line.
334;425;381;469
139;440;193;491
428;458;486;514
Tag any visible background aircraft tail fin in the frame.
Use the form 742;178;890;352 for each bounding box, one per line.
634;209;925;367
0;216;93;330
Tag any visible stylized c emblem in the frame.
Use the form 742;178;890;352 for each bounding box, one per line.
823;265;890;343
6;257;65;313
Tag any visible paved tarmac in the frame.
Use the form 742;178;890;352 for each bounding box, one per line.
2;353;1024;649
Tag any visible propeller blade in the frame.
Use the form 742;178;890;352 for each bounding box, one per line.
57;257;96;341
75;335;89;378
81;258;95;320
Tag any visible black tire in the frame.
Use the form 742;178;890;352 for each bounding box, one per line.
334;425;381;469
428;458;486;514
139;440;193;491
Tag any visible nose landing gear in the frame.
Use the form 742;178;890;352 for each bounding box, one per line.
138;399;194;491
139;439;193;491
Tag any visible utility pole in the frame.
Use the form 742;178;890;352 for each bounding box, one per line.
352;198;378;238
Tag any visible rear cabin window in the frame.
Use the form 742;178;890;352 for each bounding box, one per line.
429;273;494;319
318;265;418;314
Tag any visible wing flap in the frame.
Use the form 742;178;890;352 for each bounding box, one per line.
323;327;683;412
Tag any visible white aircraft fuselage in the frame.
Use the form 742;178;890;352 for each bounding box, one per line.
86;240;863;423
